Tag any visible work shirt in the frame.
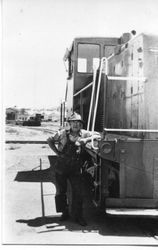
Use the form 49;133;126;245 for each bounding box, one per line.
51;129;100;152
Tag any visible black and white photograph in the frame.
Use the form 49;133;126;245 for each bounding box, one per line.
1;0;158;247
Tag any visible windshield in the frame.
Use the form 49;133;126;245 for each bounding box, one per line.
77;43;100;73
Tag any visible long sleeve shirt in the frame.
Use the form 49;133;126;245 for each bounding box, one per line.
49;129;101;152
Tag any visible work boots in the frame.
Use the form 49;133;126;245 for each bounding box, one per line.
60;210;87;226
75;216;87;226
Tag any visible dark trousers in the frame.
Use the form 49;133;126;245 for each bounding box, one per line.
55;171;83;218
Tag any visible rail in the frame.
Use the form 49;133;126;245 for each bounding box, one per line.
104;128;158;133
91;57;106;150
107;76;146;82
73;81;93;97
87;67;97;131
5;140;47;144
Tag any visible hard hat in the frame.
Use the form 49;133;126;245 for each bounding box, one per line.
68;112;84;123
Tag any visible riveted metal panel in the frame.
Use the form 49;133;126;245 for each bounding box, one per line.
106;198;158;208
100;139;158;201
118;140;158;199
154;157;158;198
107;34;158;139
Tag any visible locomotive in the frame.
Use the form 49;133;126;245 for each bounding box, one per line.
23;113;41;126
62;31;158;210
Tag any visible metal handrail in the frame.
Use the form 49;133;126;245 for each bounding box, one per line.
104;128;158;133
107;76;146;82
73;81;93;97
91;57;106;150
87;67;97;131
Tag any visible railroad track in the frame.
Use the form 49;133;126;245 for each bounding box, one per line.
7;123;59;134
26;126;58;134
6;124;60;144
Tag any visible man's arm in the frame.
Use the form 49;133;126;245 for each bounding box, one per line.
47;137;61;156
80;135;101;145
76;131;101;146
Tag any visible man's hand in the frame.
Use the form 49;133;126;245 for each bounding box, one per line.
75;138;87;147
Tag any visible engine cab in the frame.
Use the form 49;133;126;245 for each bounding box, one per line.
63;32;158;211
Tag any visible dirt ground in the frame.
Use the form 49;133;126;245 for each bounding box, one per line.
2;123;158;246
3;123;98;244
3;124;59;244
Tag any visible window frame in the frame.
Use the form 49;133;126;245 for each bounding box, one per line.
77;43;101;74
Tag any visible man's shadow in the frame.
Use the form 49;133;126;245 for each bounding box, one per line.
16;216;59;228
16;208;158;237
16;215;93;233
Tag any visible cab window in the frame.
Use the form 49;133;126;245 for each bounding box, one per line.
77;44;100;73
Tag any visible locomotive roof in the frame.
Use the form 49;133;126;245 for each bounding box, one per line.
73;36;119;43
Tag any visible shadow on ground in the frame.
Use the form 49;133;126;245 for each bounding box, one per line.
15;165;158;238
16;208;158;238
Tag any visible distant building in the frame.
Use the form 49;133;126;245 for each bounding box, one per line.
6;107;29;124
16;113;29;123
6;107;60;124
40;111;59;121
6;108;18;122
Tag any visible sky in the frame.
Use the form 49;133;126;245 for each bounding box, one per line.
2;0;158;109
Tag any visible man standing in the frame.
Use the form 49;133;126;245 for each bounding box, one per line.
47;112;100;226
